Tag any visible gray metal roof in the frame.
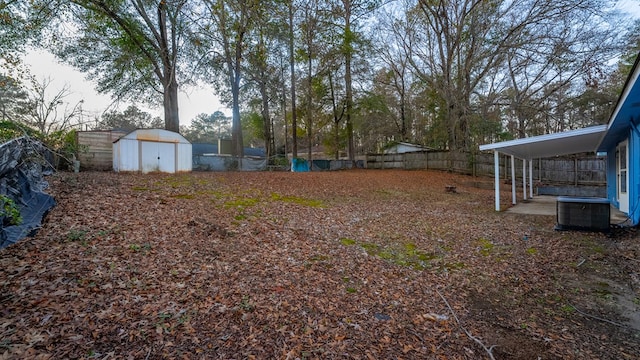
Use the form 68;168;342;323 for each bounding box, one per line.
479;125;607;159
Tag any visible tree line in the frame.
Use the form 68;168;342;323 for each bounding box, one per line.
1;0;639;164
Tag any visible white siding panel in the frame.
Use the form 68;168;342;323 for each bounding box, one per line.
177;143;192;172
114;138;140;171
112;142;120;172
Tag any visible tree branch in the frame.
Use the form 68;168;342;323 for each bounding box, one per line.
569;303;631;329
436;288;496;360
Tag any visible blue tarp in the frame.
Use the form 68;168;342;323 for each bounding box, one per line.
291;158;309;172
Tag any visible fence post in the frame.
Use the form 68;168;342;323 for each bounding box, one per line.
511;155;516;204
362;151;604;185
539;158;542;182
574;157;578;186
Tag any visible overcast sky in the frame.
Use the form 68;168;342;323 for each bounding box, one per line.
20;0;640;129
22;50;228;128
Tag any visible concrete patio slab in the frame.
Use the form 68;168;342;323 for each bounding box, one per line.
505;195;630;225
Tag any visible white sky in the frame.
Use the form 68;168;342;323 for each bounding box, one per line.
22;49;229;128
618;0;640;16
20;1;640;129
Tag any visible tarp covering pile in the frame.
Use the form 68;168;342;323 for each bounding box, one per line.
0;137;56;249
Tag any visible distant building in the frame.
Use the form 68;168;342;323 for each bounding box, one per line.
383;142;431;154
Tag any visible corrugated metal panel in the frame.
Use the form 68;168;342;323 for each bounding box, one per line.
113;129;192;173
140;141;176;173
113;138;139;171
77;130;127;170
112;142;120;172
120;129;188;144
177;143;192;172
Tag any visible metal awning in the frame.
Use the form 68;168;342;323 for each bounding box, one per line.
478;125;608;211
479;125;607;160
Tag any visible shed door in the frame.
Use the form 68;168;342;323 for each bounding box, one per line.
617;141;629;213
140;141;176;173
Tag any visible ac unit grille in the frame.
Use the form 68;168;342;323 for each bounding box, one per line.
555;197;610;232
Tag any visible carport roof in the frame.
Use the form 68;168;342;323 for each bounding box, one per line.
478;125;607;160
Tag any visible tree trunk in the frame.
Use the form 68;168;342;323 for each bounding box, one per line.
260;77;272;160
231;71;243;158
289;2;298;159
329;72;341;160
158;2;179;133
281;58;288;158
344;2;355;164
164;80;179;133
307;35;313;170
400;90;406;140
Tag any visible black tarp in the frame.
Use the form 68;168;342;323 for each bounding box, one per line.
0;137;56;249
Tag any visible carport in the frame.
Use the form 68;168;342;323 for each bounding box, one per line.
479;125;608;211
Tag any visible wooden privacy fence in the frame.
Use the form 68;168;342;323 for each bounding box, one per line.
366;151;606;186
76;130;128;171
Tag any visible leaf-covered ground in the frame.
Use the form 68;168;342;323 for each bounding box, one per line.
1;170;639;359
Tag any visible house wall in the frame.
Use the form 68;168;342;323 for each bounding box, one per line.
630;123;640;224
604;125;640;225
605;148;617;208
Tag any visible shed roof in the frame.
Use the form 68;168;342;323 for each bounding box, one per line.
478;125;607;160
384;142;432;154
114;129;190;144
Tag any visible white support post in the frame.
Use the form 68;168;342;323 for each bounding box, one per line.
511;155;516;204
494;151;500;211
522;158;527;201
529;160;534;198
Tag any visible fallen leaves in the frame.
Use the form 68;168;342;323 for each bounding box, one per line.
0;170;638;359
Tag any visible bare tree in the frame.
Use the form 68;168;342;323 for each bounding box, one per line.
402;0;620;150
21;77;84;135
328;0;380;163
501;1;622;138
373;8;417;142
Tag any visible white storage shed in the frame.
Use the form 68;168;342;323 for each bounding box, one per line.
113;129;192;173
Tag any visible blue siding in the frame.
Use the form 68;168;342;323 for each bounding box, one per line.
597;51;640;225
606;149;617;208
630;122;640;225
606;125;640;225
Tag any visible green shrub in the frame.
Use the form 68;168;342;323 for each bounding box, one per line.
0;195;22;226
